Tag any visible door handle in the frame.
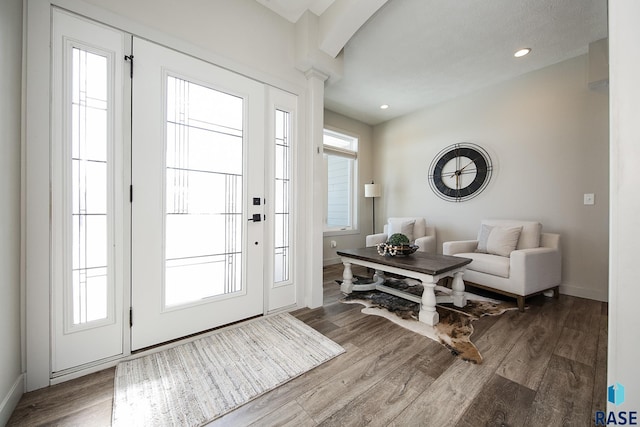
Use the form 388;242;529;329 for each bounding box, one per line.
248;214;262;222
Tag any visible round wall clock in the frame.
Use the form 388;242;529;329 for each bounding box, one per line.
428;142;493;202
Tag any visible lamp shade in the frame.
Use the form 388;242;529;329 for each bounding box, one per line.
364;183;382;198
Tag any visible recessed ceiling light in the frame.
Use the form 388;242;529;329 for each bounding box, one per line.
514;48;531;58
380;104;389;110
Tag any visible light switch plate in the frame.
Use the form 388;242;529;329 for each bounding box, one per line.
584;193;595;205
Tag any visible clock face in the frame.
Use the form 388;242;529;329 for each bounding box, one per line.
428;143;492;202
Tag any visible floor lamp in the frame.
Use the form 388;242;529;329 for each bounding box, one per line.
364;182;381;234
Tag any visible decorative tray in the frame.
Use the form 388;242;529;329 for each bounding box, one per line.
376;243;419;257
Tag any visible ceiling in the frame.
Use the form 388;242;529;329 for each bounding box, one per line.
254;0;336;23
258;0;608;126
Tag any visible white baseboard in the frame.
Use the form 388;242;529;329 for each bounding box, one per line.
323;257;341;266
560;284;608;302
0;373;24;426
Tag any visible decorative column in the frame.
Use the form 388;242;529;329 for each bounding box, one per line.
305;68;329;309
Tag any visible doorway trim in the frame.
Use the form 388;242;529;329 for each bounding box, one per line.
24;0;315;390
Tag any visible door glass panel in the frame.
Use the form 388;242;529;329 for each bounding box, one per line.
165;76;244;307
71;48;109;325
274;109;291;284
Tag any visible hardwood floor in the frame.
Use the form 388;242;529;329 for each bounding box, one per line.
8;264;607;426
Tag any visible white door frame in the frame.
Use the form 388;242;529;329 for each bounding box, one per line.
24;0;313;390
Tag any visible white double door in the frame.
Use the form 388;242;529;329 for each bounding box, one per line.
51;10;285;372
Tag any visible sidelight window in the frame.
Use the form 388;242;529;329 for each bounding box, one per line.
274;109;292;284
71;48;110;325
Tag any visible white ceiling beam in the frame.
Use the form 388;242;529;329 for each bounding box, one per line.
318;0;389;58
295;11;344;80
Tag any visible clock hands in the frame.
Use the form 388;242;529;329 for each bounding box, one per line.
448;157;485;192
459;159;476;173
448;158;478;179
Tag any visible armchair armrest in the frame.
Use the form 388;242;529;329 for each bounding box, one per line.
415;235;436;253
366;232;387;247
540;232;560;250
510;247;562;291
443;240;478;255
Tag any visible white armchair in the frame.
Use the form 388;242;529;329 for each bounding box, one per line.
443;220;561;311
366;217;436;254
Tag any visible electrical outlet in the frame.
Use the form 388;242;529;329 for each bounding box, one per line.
330;240;337;248
584;193;595;205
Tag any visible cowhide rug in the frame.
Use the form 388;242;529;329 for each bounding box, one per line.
340;277;518;364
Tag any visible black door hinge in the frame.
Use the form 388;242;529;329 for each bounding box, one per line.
124;54;134;78
129;185;133;203
129;308;133;327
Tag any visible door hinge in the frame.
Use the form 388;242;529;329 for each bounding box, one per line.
129;185;133;203
124;54;134;78
129;308;133;327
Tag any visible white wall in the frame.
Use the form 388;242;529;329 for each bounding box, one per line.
79;0;305;90
0;0;25;423
608;0;640;409
374;54;609;301
323;109;374;264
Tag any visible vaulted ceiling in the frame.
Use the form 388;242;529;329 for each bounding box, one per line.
254;0;336;23
257;0;608;125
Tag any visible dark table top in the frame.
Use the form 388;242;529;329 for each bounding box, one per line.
336;247;472;276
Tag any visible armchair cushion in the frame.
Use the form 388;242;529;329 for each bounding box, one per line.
387;218;416;242
481;220;541;250
453;252;511;278
367;217;436;253
476;224;522;257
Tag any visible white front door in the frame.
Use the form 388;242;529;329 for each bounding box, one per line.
130;38;265;350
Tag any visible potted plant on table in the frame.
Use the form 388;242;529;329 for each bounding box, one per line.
376;233;419;256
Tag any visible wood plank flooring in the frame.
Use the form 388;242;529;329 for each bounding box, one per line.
8;264;608;426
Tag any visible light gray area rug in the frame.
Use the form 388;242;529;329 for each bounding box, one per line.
112;312;345;426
